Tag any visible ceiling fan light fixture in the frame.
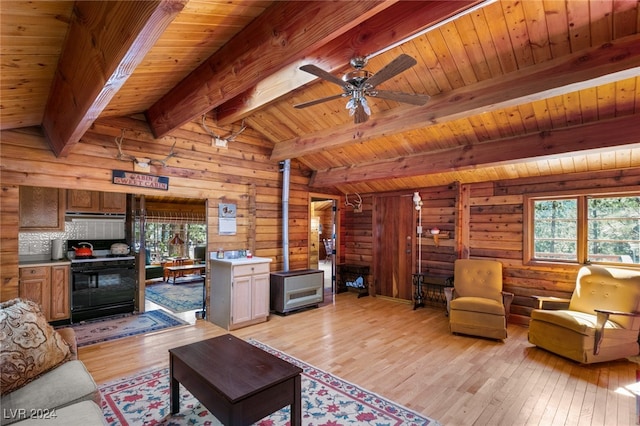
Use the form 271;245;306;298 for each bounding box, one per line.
296;53;428;124
342;69;371;86
347;98;370;124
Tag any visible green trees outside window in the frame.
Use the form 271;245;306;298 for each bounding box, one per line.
531;195;640;265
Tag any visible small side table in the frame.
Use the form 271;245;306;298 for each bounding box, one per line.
412;273;453;310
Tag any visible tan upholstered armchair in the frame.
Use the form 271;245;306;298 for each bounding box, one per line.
444;259;514;340
528;265;640;364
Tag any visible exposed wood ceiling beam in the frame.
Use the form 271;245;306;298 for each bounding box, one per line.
310;114;640;187
272;34;640;162
145;0;398;139
41;0;186;157
215;0;482;126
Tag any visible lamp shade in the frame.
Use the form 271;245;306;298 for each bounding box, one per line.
413;192;422;210
412;192;421;204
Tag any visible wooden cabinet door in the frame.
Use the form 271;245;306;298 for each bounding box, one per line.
49;265;70;320
374;194;413;299
19;267;51;319
231;275;252;325
67;190;100;212
19;186;64;231
101;192;126;213
251;273;270;319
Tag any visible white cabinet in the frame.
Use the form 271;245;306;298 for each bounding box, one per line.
209;257;271;330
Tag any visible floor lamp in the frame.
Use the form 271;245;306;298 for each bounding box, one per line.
413;192;423;274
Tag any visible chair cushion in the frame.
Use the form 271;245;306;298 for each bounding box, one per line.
529;317;639;363
453;259;503;302
0;299;72;396
530;308;634;340
450;296;505;316
569;265;640;329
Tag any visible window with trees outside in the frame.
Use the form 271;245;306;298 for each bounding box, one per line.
527;195;640;265
134;222;206;262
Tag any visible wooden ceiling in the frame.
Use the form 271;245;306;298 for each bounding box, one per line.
2;0;639;195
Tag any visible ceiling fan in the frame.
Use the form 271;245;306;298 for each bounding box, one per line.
294;53;430;124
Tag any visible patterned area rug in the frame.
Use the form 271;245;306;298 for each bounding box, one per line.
69;310;188;347
145;282;203;313
100;339;440;426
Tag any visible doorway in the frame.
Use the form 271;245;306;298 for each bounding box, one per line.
310;194;339;301
134;195;207;324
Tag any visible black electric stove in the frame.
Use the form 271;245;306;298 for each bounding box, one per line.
67;239;136;322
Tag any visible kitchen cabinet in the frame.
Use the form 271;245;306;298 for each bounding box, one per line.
209;257;271;330
19;264;70;321
101;192;127;213
49;265;70;320
67;190;126;213
19;186;65;231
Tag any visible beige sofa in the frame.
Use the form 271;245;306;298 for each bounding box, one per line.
1;299;105;425
528;265;640;364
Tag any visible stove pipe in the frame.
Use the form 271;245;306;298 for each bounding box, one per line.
281;159;290;271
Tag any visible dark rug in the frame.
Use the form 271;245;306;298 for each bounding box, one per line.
145;281;204;313
69;310;188;347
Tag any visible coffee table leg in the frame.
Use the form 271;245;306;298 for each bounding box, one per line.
292;374;301;426
170;359;179;414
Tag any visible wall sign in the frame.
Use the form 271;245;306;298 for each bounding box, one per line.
112;170;169;190
219;203;237;235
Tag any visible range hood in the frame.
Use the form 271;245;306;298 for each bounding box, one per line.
65;212;126;220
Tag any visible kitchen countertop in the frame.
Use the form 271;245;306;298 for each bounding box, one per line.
19;258;71;267
209;256;272;266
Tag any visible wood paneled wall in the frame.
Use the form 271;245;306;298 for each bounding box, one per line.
339;194;373;267
338;185;458;299
338;171;639;322
466;168;640;326
2;116;638;316
0;116;312;301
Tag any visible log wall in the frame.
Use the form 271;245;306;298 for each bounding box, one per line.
2;116;638;322
0;116;312;301
465;168;640;326
336;170;639;324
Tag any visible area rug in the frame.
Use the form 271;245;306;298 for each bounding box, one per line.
69;310;188;347
145;282;203;313
100;339;440;426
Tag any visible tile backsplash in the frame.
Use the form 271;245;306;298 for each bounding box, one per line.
19;218;126;256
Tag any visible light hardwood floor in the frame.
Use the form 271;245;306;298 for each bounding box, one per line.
80;292;639;425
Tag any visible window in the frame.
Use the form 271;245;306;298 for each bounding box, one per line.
135;222;206;262
528;194;640;265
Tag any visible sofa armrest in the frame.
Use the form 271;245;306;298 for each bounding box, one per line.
531;295;571;310
594;309;640;355
56;327;78;360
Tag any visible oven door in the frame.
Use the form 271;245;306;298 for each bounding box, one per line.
71;263;135;321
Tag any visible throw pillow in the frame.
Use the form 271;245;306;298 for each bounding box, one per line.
0;298;72;395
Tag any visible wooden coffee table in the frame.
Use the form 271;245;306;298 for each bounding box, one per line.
169;334;302;425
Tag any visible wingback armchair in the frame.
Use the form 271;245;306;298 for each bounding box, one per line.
528;265;640;364
444;259;514;340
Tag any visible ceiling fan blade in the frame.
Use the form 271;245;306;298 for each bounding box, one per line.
364;53;417;88
294;93;346;109
369;90;430;106
299;64;351;88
